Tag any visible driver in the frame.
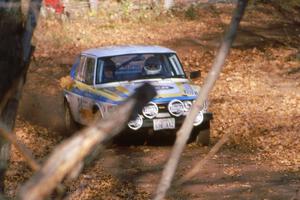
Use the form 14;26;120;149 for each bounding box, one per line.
143;56;162;75
103;59;116;82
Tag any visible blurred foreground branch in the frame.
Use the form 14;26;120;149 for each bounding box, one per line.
179;132;230;183
0;124;40;171
18;83;156;200
154;1;248;199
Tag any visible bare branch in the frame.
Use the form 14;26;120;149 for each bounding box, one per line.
0;193;7;200
179;132;229;184
0;78;22;116
0;123;40;171
18;83;156;200
154;1;248;199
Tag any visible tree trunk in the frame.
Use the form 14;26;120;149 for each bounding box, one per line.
0;96;20;191
0;5;24;192
0;0;40;192
89;0;98;13
164;0;174;10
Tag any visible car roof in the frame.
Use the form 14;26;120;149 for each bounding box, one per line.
82;45;176;57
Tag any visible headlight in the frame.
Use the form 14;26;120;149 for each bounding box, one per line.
168;99;184;117
142;102;158;119
128;115;143;130
193;111;204;126
192;100;208;112
183;101;192;112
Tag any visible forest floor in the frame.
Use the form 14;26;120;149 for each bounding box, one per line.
4;2;300;200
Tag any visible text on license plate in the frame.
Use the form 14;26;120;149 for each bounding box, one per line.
153;118;175;131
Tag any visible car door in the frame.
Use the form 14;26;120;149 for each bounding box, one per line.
65;55;87;123
77;56;97;124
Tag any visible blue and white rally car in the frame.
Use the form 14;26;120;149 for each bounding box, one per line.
64;45;213;145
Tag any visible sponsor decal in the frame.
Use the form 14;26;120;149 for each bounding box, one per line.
154;85;174;90
183;84;196;96
101;104;116;114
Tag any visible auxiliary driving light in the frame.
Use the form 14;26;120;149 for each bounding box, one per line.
193;100;209;111
142;102;159;119
168;99;184;117
183;101;192;112
193;111;204;126
128;115;143;130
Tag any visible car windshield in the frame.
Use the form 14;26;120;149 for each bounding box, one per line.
96;53;185;84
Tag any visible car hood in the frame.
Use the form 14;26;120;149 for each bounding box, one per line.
92;79;199;104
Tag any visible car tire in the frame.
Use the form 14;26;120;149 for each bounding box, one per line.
64;101;78;136
191;121;210;146
93;108;102;122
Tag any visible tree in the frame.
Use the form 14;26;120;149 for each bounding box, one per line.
0;0;41;192
164;0;174;10
89;0;98;13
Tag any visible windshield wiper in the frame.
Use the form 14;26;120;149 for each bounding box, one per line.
170;75;185;78
117;55;144;69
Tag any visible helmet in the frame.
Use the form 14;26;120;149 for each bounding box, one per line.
144;56;162;75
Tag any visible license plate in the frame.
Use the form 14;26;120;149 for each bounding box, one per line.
153;118;175;131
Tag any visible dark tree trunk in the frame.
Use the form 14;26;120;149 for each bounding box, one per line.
0;5;24;192
0;0;40;192
0;98;20;191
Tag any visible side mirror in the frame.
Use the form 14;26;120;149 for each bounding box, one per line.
189;70;201;79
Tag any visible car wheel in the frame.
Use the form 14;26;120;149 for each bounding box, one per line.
191;121;210;146
64;101;78;136
93;108;102;122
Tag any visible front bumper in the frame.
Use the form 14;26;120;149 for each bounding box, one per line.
135;112;213;130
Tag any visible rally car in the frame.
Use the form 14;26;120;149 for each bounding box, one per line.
63;45;213;145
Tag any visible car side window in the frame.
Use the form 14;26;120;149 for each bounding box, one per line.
96;59;104;84
84;57;95;85
168;54;185;76
75;55;86;82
